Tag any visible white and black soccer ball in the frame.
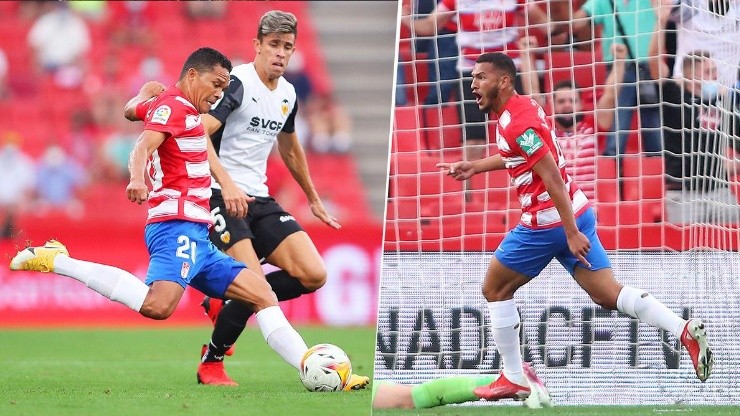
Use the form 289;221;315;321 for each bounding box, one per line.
299;343;352;392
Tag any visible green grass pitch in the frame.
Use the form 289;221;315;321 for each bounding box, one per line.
3;327;739;416
374;406;740;416
0;326;375;416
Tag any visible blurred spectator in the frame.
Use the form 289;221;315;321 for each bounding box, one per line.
414;0;459;105
0;132;36;239
283;51;351;153
61;109;96;167
27;2;90;89
185;1;227;20
650;5;740;224
537;0;591;52
402;0;549;161
68;0;107;22
307;93;353;154
18;0;49;22
88;53;126;130
108;1;154;48
0;47;8;100
395;57;408;106
670;0;740;86
97;119;139;182
35;144;87;218
572;0;662;157
127;55;170;97
520;37;628;201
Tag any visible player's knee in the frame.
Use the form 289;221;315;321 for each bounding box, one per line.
252;280;280;311
291;264;327;292
139;301;176;320
481;285;511;302
590;293;618;311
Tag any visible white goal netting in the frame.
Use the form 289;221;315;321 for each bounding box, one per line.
378;0;740;405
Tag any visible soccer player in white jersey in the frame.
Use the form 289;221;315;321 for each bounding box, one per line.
8;47;313;376
437;53;713;402
185;11;366;388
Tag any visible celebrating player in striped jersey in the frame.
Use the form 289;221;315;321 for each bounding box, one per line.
9;47;312;377
437;52;713;402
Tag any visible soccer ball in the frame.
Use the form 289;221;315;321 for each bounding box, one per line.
299;343;352;392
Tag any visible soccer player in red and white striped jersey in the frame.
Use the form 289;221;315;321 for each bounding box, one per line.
10;48;313;378
437;52;713;402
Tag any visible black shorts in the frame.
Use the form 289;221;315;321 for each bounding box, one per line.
209;189;304;260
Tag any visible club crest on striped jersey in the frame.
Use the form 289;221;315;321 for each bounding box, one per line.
185;114;201;131
516;128;543;156
281;99;289;116
151;105;172;125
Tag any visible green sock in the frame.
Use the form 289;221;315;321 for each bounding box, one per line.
411;375;497;408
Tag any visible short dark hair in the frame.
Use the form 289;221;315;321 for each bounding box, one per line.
179;47;232;79
476;52;517;80
682;49;712;76
552;79;581;92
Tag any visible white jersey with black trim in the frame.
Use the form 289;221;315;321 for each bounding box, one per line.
209;62;298;197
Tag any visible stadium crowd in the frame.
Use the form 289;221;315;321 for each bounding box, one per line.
0;1;363;240
397;0;740;226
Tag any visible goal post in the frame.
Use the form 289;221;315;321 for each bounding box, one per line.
379;0;740;405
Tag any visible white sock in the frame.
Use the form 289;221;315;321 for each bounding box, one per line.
53;255;148;312
617;286;685;337
487;299;526;385
255;306;308;370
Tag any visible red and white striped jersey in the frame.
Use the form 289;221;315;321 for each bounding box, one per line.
495;95;589;229
438;0;525;71
553;116;597;202
135;87;213;226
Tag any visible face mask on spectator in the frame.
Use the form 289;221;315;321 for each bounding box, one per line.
701;81;721;101
554;113;583;128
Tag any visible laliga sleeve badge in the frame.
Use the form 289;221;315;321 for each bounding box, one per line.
151;105;172;125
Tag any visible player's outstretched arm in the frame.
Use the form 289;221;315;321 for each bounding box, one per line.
531;152;591;267
126;130;166;205
437;154;506;180
124;81;166;121
277;131;340;229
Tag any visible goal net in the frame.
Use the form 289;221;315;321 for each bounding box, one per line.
378;0;740;405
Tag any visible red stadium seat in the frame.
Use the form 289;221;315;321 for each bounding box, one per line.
421;105;462;150
392;130;423;153
394;106;420;131
544;51;607;91
622;156;664;200
595;157;618;203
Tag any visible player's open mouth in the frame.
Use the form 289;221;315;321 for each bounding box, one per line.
473;92;482;104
